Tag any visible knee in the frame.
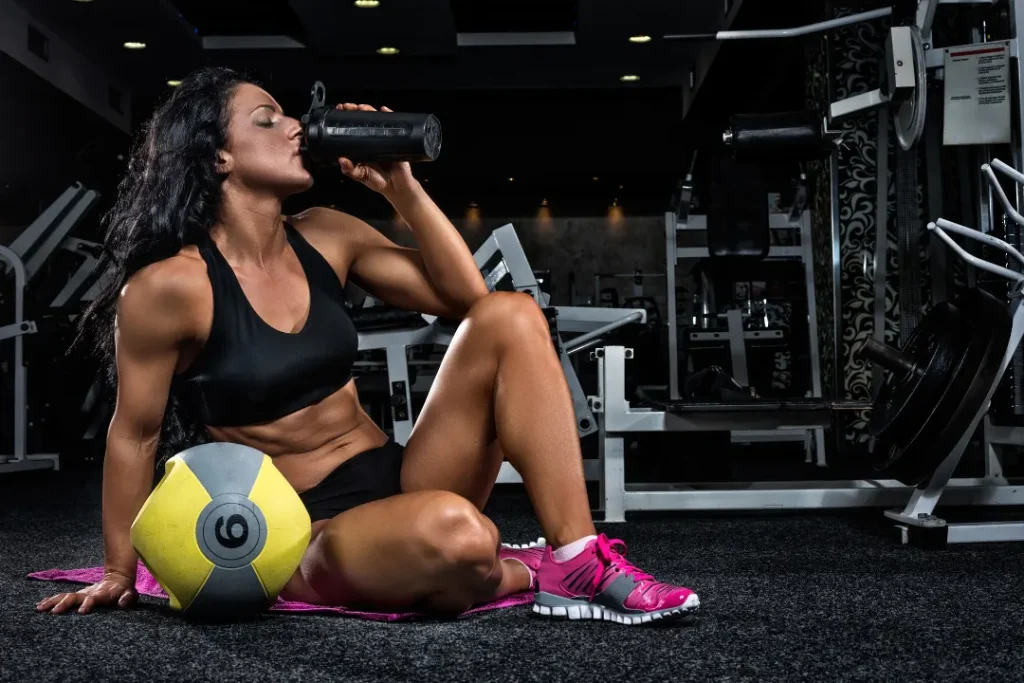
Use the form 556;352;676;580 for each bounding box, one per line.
417;492;499;584
465;291;550;340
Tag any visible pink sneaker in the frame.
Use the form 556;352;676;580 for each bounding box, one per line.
534;534;699;624
499;537;546;589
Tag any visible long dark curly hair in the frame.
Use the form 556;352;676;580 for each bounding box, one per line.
74;66;253;465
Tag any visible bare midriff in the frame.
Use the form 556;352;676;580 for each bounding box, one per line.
205;379;389;494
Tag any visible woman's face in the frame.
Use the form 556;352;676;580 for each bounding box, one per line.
218;83;313;196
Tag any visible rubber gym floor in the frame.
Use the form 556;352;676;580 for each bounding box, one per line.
4;462;1024;683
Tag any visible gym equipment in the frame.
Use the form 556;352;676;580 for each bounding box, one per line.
1;183;104;475
353;224;647;486
848;156;1024;545
590;307;1019;532
130;442;311;620
722;111;838;161
685;3;942;151
708;156;769;263
861;292;1009;486
591;345;874;522
666;181;818;458
861;302;966;475
592;270;665;309
300;81;441;165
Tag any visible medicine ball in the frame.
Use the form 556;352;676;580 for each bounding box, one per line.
130;442;311;620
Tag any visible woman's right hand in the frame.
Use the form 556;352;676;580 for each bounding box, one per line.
35;572;138;615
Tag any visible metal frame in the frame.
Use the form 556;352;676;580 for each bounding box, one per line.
666;209;826;463
861;163;1024;544
592;345;1024;525
592;271;666;305
1;184;100;475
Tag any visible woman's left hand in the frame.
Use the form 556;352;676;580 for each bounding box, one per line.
335;103;417;199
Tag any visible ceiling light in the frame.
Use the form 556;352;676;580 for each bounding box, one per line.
377;46;399;55
508;177;515;182
354;0;380;6
167;80;182;87
620;74;639;82
123;41;146;50
629;35;652;43
592;176;600;181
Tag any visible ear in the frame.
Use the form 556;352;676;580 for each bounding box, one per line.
215;149;233;174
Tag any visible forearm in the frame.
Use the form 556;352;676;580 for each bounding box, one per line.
102;434;157;580
388;182;488;311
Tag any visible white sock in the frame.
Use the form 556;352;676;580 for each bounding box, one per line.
552;535;597;562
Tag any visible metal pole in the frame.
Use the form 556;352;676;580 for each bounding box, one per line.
666;211;681;399
0;245;27;461
873;106;890;396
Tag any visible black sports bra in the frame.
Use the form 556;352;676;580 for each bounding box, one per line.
171;222;360;427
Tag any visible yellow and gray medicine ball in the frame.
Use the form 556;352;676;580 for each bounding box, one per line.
130;442;311;619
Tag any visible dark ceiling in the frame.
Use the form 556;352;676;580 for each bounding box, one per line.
7;0;819;219
15;0;725;93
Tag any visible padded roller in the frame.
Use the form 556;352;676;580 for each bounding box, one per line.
724;111;828;161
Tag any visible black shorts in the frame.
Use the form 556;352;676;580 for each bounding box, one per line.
298;440;405;523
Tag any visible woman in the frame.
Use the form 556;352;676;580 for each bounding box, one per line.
35;67;698;623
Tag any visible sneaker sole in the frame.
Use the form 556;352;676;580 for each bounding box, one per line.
501;537;546;549
531;592;699;625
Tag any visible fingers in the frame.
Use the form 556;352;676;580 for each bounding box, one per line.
338;157;370;182
78;594;97;615
118;589;138;608
334;103;384;112
43;593;80;614
35;593;65;612
36;585;131;615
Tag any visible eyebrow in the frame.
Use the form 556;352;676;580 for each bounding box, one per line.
250;104;279;114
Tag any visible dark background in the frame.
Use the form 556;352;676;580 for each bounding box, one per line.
1;0;821;228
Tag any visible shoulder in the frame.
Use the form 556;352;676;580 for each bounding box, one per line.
117;251;208;342
286;207;386;270
289;206;380;242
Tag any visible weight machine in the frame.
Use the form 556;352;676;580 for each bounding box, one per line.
666;199;823;461
646;0;1024;542
1;183;106;474
853;161;1024;546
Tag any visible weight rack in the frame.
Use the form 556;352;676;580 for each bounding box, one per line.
873;161;1024;545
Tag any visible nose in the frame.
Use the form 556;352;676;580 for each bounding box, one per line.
286;117;304;141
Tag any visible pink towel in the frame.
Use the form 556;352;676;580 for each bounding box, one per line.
27;561;533;622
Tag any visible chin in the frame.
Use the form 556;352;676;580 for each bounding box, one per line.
281;173;314;197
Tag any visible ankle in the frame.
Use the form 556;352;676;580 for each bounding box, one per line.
551;534;598;562
549;525;598;550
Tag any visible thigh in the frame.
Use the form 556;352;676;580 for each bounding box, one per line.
401;319;504;509
280;490;496;611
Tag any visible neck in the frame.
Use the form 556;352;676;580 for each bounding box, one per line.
212;185;288;270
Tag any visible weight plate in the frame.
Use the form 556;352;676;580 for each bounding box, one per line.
894;25;927;151
868;302;963;449
882;288;1012;486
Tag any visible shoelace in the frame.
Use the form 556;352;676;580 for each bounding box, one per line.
592;534;654;597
